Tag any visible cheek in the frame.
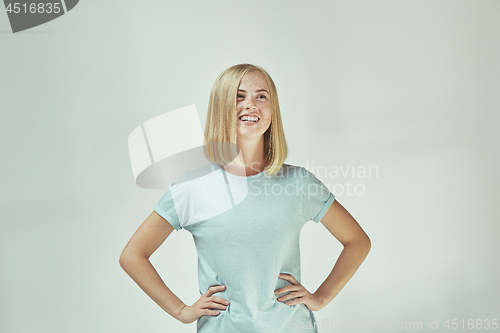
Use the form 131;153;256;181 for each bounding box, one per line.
262;116;272;130
264;108;272;122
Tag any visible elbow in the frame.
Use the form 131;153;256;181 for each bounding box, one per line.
364;235;371;255
358;231;371;251
119;248;149;271
357;233;371;259
119;251;128;270
344;234;371;256
119;250;134;271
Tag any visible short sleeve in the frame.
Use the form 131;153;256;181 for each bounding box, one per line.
299;166;335;223
154;174;194;231
154;188;183;231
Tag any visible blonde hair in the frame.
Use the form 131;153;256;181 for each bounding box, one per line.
203;64;288;175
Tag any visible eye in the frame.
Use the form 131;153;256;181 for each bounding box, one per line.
237;94;244;99
258;94;267;99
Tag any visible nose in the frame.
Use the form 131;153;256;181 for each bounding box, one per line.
244;98;256;109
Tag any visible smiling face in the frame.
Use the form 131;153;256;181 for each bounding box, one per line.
236;70;272;141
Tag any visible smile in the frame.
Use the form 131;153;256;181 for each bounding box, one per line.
239;116;259;123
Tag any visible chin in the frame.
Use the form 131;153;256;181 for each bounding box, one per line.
236;131;266;140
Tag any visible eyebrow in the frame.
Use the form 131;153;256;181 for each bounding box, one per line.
238;89;270;94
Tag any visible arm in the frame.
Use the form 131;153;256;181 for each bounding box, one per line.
119;211;185;319
119;211;229;324
312;199;371;308
276;199;370;310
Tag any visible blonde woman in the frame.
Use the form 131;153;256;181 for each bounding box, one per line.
120;64;371;332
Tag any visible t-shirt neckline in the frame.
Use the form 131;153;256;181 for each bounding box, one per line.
210;162;267;181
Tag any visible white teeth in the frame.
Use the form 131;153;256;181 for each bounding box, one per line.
240;116;259;122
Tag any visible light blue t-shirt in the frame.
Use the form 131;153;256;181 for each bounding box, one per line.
154;162;335;332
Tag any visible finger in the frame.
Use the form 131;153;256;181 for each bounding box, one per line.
206;302;228;310
275;285;302;296
202;309;221;316
278;291;305;303
209;296;230;305
205;285;226;297
278;273;298;284
283;297;304;306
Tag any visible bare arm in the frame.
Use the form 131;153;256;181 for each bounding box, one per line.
313;199;371;308
119;211;185;318
275;200;370;310
119;211;229;324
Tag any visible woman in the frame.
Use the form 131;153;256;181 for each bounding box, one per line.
120;64;371;332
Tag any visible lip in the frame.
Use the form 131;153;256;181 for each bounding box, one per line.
239;114;260;126
239;118;259;126
239;113;260;120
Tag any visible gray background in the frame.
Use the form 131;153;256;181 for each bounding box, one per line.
1;0;499;332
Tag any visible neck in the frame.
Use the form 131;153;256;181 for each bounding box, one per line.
227;136;267;176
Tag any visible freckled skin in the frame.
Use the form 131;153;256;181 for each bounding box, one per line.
236;70;272;139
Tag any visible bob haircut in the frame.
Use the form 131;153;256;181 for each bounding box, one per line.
203;64;288;176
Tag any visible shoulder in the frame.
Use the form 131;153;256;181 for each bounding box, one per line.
273;163;309;179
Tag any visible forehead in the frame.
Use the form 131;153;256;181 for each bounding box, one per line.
238;70;269;90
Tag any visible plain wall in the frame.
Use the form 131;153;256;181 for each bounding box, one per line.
1;1;499;332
